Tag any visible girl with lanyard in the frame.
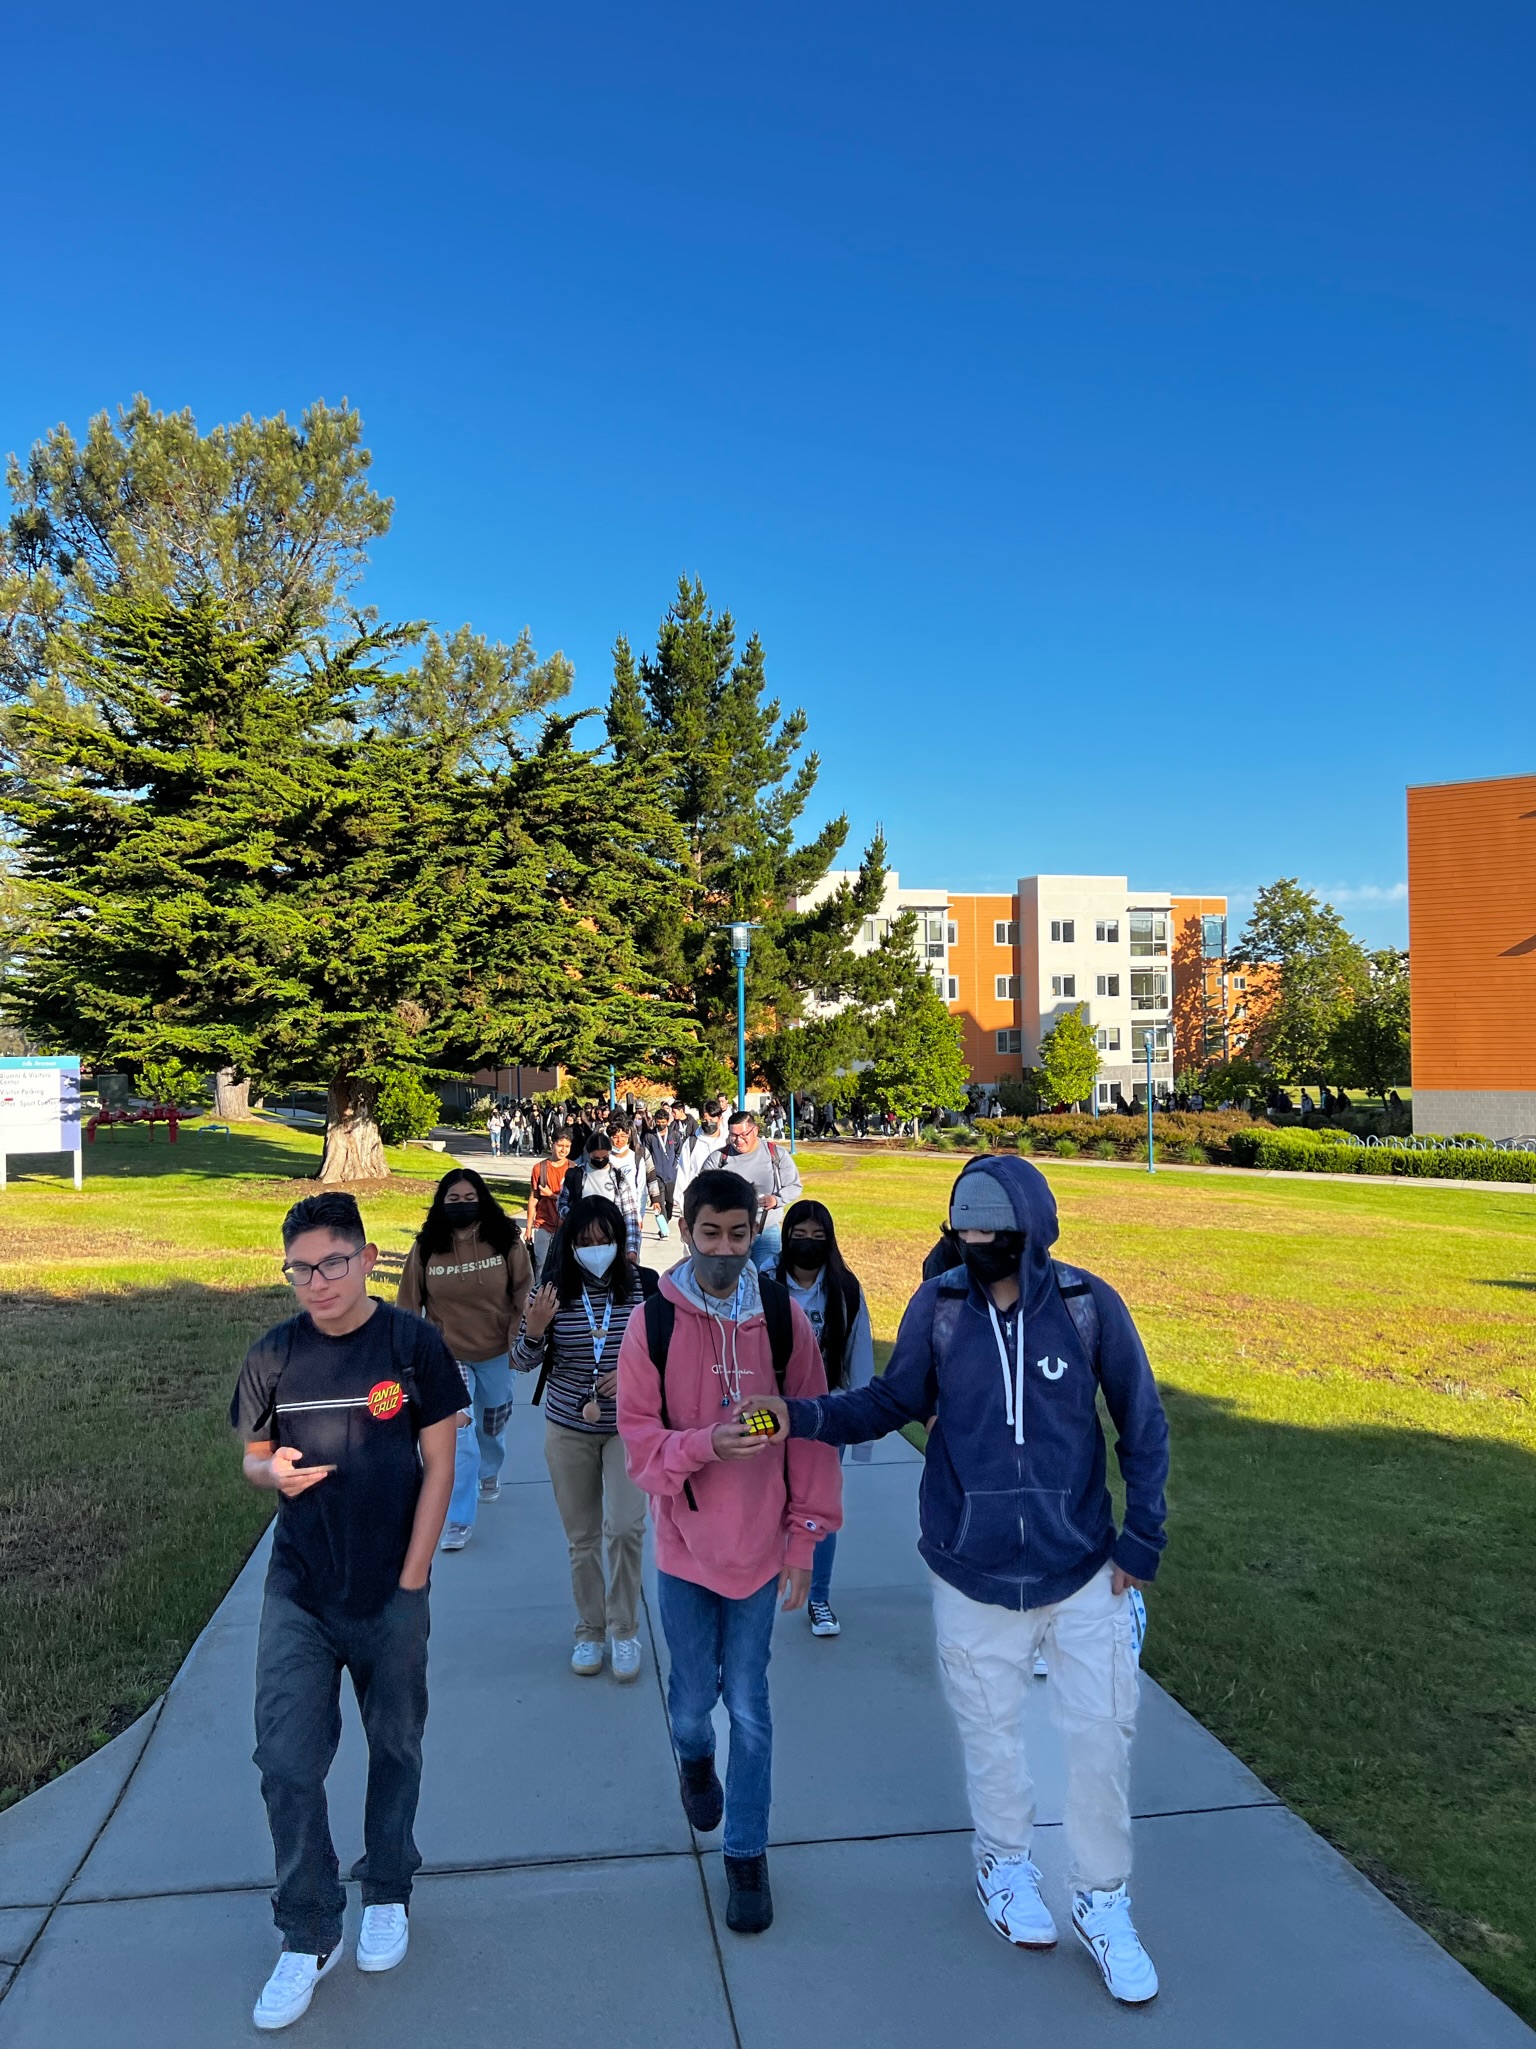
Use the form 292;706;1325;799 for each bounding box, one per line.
771;1199;875;1638
513;1195;652;1679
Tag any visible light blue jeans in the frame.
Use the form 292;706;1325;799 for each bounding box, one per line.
448;1354;514;1527
657;1570;778;1859
749;1222;782;1273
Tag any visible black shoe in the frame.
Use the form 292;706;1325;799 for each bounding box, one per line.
679;1756;724;1833
724;1853;774;1934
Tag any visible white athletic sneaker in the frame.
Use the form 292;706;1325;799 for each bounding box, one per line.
571;1641;604;1675
438;1522;471;1552
611;1637;643;1681
807;1600;841;1638
1072;1884;1159;2004
976;1853;1059;1949
253;1946;340;2030
478;1478;502;1503
356;1902;409;1973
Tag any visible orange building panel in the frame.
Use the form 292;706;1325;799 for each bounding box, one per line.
1408;775;1536;1097
946;892;1021;1083
1169;895;1277;1071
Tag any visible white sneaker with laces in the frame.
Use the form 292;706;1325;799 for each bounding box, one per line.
1072;1884;1159;2004
571;1640;604;1675
253;1946;340;2030
611;1636;643;1681
438;1522;471;1552
356;1902;409;1973
976;1853;1058;1948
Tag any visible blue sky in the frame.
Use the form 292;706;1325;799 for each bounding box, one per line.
6;2;1533;947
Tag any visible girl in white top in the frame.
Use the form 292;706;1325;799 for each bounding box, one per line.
771;1198;874;1639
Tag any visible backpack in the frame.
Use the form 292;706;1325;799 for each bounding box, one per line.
929;1259;1102;1378
643;1273;794;1511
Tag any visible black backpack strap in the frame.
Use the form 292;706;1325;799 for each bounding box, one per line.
1052;1260;1102;1374
757;1273;794;1392
643;1292;697;1511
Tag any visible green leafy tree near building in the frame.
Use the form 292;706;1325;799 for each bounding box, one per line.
1327;949;1411;1101
863;980;970;1122
1038;1004;1101;1109
1;597;688;1180
1230;878;1370;1088
606;575;934;1092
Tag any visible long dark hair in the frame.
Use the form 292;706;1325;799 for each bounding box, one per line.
549;1195;644;1307
774;1198;860;1389
416;1167;519;1260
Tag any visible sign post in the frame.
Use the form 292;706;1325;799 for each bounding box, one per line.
0;1057;83;1190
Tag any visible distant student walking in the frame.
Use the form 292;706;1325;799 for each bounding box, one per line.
770;1199;874;1638
700;1109;802;1272
513;1195;651;1679
526;1130;573;1281
397;1169;532;1553
231;1193;463;2033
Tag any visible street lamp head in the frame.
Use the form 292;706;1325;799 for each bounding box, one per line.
729;921;752;955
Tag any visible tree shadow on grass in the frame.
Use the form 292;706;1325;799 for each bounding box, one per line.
1150;1383;1536;2020
4;1120;442;1188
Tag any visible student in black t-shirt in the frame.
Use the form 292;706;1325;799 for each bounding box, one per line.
230;1193;463;2034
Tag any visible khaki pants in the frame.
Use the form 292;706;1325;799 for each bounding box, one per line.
543;1419;647;1642
932;1562;1139;1892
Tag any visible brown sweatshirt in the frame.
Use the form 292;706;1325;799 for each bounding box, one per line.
396;1229;533;1364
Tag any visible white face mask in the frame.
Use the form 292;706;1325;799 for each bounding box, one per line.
574;1243;617;1278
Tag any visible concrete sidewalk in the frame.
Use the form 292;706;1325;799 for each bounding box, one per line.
1;1264;1529;2046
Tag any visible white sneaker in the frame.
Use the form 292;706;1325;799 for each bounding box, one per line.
356;1902;409;1973
438;1523;471;1552
1072;1884;1159;2004
611;1637;643;1681
976;1853;1058;1949
253;1946;340;2030
478;1478;502;1503
571;1640;604;1675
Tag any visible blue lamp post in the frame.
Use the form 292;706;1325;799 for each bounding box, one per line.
729;922;753;1112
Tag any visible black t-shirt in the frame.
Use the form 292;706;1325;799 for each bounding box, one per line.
229;1300;465;1617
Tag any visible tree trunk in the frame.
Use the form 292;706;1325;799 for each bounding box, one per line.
316;1076;388;1183
212;1066;251;1120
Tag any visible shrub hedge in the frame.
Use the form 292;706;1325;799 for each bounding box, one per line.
972;1111;1263;1164
1227;1128;1536;1182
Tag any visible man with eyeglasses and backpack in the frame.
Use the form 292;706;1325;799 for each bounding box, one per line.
230;1193;465;2031
617;1167;841;1937
743;1155;1169;2008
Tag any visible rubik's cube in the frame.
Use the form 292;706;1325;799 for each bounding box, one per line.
741;1408;780;1437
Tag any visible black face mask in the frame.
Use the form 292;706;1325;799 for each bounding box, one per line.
787;1237;829;1271
955;1230;1024;1285
443;1200;480;1229
588;1155;611;1172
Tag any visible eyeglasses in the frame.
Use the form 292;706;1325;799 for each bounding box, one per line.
282;1251;363;1287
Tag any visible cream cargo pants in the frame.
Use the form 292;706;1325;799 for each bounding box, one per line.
931;1561;1139;1893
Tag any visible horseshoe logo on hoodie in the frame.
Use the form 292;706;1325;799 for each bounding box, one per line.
1038;1356;1068;1382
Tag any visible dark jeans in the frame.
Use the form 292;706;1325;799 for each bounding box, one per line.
654;1179;676;1222
253;1583;431;1955
657;1569;778;1858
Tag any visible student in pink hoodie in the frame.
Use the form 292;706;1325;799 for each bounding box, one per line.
618;1166;841;1936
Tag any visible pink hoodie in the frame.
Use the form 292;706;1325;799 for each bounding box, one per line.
618;1264;843;1599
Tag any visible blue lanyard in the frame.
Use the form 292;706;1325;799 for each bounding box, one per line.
580;1289;614;1367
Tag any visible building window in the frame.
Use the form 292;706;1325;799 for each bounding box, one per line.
1050;974;1077;999
1049;918;1076;943
1095;974;1120;997
1132;1024;1172;1060
1095;1027;1121;1052
1097;1082;1115;1106
1130;971;1169;1011
1095;919;1120;943
993;919;1018;946
1129;911;1168;957
946;976;958;1000
996;1029;1022;1054
1232;974;1246;990
995;974;1018;1000
947;923;958;947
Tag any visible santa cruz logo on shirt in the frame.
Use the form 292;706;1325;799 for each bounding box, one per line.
367;1379;405;1420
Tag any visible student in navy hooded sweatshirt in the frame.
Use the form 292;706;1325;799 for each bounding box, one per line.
744;1156;1169;2008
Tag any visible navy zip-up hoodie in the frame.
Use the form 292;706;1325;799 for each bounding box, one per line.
785;1155;1169;1611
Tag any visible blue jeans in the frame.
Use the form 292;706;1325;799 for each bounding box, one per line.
448;1354;513;1527
808;1448;847;1604
254;1584;430;1956
657;1570;778;1859
749;1222;782;1273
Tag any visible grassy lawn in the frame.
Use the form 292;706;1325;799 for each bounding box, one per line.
4;1130;1533;2018
0;1120;445;1811
795;1146;1536;2020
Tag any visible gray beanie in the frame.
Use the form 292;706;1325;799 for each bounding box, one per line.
949;1168;1017;1235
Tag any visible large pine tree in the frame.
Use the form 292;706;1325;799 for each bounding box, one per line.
606;575;928;1091
2;596;688;1179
